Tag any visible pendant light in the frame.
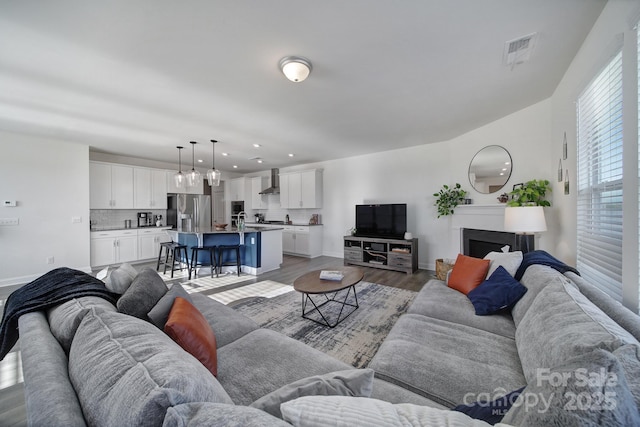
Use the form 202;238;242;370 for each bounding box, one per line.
174;146;186;189
207;139;221;186
186;141;201;187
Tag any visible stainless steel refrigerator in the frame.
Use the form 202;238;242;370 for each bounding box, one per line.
167;194;211;230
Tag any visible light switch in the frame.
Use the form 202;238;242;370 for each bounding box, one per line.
2;200;17;207
0;218;19;226
72;216;82;224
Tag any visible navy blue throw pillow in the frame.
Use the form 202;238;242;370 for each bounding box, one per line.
453;386;525;425
466;266;527;315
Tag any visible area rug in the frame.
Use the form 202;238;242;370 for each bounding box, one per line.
208;281;292;304
163;273;251;292
233;282;416;368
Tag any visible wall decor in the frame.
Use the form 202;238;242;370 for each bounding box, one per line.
562;132;568;160
467;145;513;194
564;169;570;195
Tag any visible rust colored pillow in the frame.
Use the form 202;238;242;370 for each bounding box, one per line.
165;297;218;377
447;254;490;295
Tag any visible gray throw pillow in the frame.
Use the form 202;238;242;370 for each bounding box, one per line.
117;267;168;319
250;368;374;419
69;307;232;426
47;296;117;353
502;349;640;426
104;263;138;294
163;403;290;427
147;283;192;329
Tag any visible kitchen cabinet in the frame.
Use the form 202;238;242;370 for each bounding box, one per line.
90;162;134;209
282;225;323;258
166;170;204;194
138;228;172;260
251;176;268;209
90;230;138;266
135;168;168;209
279;169;322;209
228;177;247;201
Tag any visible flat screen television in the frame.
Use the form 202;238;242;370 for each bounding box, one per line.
355;204;407;239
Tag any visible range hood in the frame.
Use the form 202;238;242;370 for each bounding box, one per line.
259;168;280;194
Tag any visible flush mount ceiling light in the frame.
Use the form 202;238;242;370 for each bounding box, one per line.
279;56;312;82
207;139;221;187
186;141;202;188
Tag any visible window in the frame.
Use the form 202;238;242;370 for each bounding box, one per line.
577;50;624;301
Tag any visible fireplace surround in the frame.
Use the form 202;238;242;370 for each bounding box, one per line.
462;228;521;257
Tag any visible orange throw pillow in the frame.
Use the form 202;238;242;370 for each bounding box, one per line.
447;254;490;295
164;297;218;377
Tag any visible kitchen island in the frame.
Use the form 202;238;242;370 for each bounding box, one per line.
172;226;283;275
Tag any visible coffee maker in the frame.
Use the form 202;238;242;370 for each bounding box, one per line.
137;212;152;227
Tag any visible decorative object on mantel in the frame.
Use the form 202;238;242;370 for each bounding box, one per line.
433;183;467;218
174;146;186;189
186;141;202;188
279;56;312;82
497;193;509;203
557;159;563;182
504;206;547;253
564;169;570;195
206;140;221;187
507;179;551;207
562;131;568;160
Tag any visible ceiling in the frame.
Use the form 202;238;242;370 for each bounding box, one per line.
0;1;606;173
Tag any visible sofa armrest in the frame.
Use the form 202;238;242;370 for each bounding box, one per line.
19;312;87;427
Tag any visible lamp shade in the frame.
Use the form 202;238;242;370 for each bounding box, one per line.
504;206;547;233
279;56;312;82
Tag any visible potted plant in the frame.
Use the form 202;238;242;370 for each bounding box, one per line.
507;179;552;207
433;183;467;218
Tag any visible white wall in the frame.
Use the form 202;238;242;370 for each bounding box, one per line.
0;132;91;285
278;98;554;269
551;1;639;310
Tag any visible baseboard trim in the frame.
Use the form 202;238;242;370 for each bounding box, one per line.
0;265;92;288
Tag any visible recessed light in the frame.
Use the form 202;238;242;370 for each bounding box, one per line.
197;159;204;163
500;172;505;176
257;159;263;164
233;165;238;169
288;153;295;157
502;168;507;171
505;162;511;165
253;144;261;148
222;152;229;156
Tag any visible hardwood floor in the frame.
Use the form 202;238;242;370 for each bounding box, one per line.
0;255;435;426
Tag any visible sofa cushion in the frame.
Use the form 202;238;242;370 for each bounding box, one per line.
483;250;523;278
250;368;374;418
217;328;353;405
516;277;640;384
116;267;168;319
408;280;516;339
448;254;490;295
467;266;527;315
69;308;232;426
104;262;138;294
165;297;218;377
511;264;575;327
280;396;496;427
163;403;290;427
613;344;640;409
47;296;116;353
503;349;640;426
191;293;259;347
369;314;525;407
453;386;524;424
148;283;192;329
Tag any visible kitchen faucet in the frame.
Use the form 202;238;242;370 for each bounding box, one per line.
237;211;247;231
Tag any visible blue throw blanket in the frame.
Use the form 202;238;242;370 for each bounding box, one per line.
0;267;118;360
514;250;580;281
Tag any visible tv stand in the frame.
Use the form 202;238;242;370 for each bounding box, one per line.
344;236;418;274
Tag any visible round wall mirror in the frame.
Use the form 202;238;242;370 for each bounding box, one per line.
468;145;512;194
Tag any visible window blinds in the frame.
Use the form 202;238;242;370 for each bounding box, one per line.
577;50;624;302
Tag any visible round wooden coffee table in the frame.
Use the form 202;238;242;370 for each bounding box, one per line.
293;266;364;328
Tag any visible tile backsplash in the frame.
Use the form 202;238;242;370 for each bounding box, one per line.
90;209;167;229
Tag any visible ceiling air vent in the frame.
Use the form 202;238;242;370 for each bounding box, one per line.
503;33;537;68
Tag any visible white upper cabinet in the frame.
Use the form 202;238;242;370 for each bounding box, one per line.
90;162;134;209
251;176;268;210
279;169;323;209
135;168;168;209
228;177;247;201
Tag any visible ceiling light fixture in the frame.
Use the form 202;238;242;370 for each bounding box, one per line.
279;56;312;82
186;141;201;188
207;140;221;187
174;146;186;189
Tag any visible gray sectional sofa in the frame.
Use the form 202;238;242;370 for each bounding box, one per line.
17;262;640;426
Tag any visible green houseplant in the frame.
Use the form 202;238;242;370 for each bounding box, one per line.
507;179;552;207
433;183;467;218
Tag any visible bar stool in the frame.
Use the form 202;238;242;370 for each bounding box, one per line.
157;242;189;278
216;245;242;277
189;245;217;280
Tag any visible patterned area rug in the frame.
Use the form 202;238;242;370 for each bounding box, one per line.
233;282;416;368
207;281;292;304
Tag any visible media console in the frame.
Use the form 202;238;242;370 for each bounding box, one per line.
343;236;418;274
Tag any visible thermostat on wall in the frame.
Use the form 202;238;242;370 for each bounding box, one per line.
3;200;17;207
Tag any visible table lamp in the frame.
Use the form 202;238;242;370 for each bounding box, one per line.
504;206;547;253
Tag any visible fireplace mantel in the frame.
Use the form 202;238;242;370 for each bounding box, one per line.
451;204;507;232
